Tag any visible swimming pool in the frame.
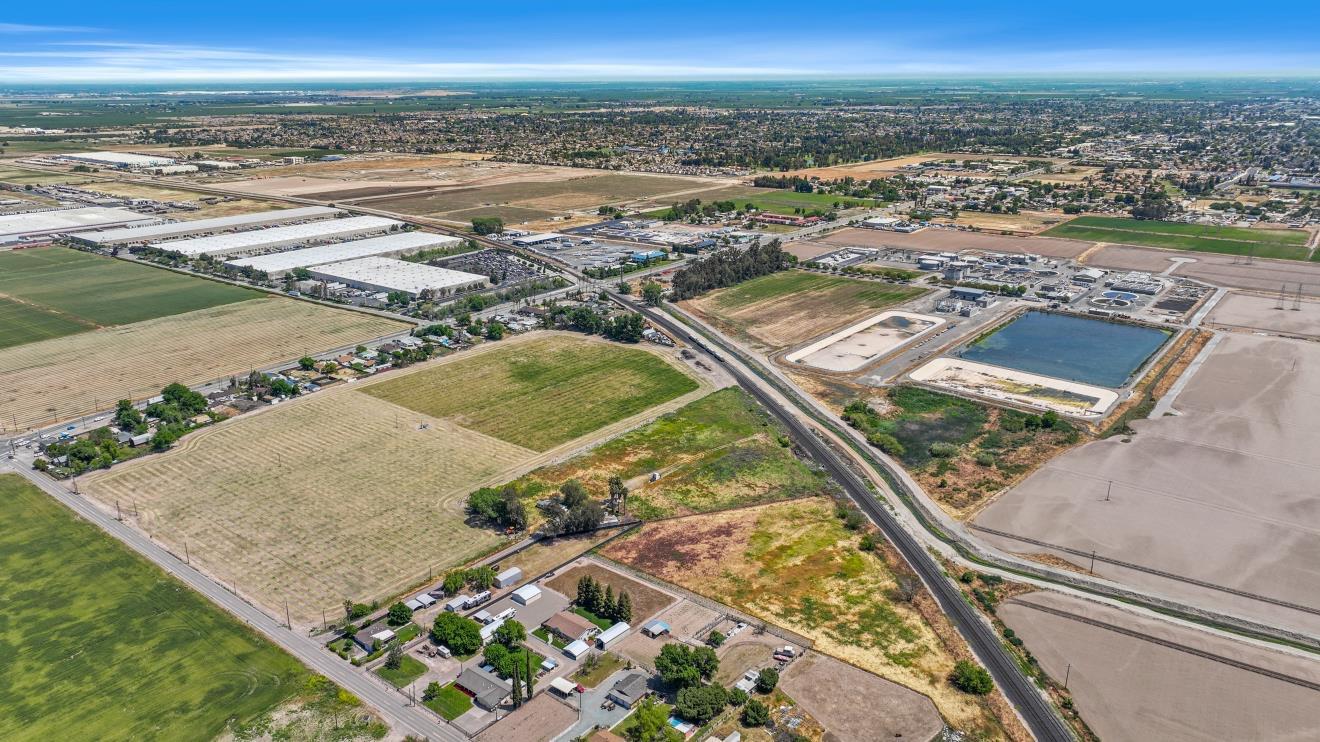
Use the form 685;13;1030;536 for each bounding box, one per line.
956;311;1172;388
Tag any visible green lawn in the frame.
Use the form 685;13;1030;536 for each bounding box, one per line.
375;655;428;688
0;473;308;741
533;626;569;649
424;682;473;720
0;295;93;349
573;606;616;630
361;334;699;451
0;247;260;330
712;270;922;312
573;651;627;688
1044;216;1310;260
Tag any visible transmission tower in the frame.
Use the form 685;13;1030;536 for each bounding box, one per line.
1276;283;1287;310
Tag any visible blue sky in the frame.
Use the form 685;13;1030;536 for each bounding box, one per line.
2;2;1318;82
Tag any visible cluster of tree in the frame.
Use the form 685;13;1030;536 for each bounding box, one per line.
343;600;377;622
751;174;814;191
467;484;529;531
842;399;906;459
471;216;504;235
653;643;774;727
386;601;413;626
399;239;481;263
114;399;148;434
545;479;607;535
1129;189;1175;220
144;383;209;426
441;565;498;594
936;278;1029;297
36;427;124;475
669;240;793;301
430;611;482;656
654;643;718;688
575;575;633;624
623;697;683;742
546;305;646;343
483;619;537;708
950;659;995;695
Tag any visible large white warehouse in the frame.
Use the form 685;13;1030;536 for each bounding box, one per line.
223;231;464;277
307;257;489;298
61;151;177;168
150;216;403;258
0;207;160;245
75;206;343;247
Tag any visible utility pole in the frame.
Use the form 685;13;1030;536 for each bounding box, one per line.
184;540;190;564
1105;480;1112;502
1089;550;1097;575
285;599;292;628
1064;663;1072;690
115;500;122;521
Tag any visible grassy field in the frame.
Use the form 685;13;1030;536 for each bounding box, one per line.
0;474;308;741
1044;216;1311;260
500;388;832;519
82;387;525;625
685;271;926;349
0;295;92;349
424;683;473;720
376;656;428;688
362;334;699;451
601;497;1007;738
661;185;884;216
0;247;258;332
1;296;405;430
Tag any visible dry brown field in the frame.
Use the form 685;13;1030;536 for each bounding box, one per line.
931;210;1068;234
0;297;405;430
545;561;675;625
1086;244;1320;296
976;332;1320;637
84;181;278;217
81;388;530;626
601;498;1013;738
1000;591;1320;742
780;152;1056;181
1034;166;1106;184
814;226;1092;258
780;652;944;742
1202;290;1320;338
476;693;576;742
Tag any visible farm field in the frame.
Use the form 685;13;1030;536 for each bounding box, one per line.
975;333;1320;637
683;270;926;349
0;295;91;349
81;388;526;625
1044;216;1310;260
499;387;832;519
1000;591;1320;742
0;247;258;329
0;164;95;185
601;497;1013;738
1;296;406;431
361;334;700;451
0;474;309;741
81;181;281;218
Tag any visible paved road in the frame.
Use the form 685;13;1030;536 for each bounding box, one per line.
6;464;465;742
627;298;1075;742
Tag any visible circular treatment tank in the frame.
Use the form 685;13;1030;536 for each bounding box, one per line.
1102;290;1139;301
1090;296;1133;308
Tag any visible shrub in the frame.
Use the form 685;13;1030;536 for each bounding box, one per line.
929;441;959;458
741;698;770;726
974;452;995;467
858;533;876;551
755;667;779;693
866;431;906;457
950;660;994;695
707;630;726;647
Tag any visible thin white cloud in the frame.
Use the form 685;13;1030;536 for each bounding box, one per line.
0;22;99;33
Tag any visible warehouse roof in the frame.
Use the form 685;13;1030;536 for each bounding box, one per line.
79;206;341;245
308;256;487;296
0;207;158;243
63;151;176;167
151;215;401;257
224;231;460;273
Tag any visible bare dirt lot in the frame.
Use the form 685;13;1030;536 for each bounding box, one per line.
0;297;405;430
82;388;529;626
814;227;1092;259
1202;290;1320;338
476;693;575;742
1000;591;1320;742
975;333;1320;636
81;181;278;218
931;210;1069;235
1087;244;1320;297
545;561;676;626
781;652;944;742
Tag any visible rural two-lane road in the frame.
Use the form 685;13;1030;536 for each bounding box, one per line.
5;465;465;742
625;297;1076;742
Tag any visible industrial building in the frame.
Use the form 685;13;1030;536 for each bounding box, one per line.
150;216;403;258
307;256;488;298
222;231;460;276
511;232;568;246
61;151;177;169
75;206;342;247
0;207;160;245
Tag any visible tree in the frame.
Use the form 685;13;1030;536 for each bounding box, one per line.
675;684;727;724
549;500;604;535
422;681;442;702
706;630;726;647
525;649;535;699
387;601;412;626
298;356;317;371
471;216;504;235
608;475;628;511
601;585;616;622
509;652;523;707
626;697;682;742
560;479;589;508
442;570;467;595
615;591;633;624
755;667;779;694
741;698;770;727
950;660;994;695
466;565;497;589
493;619;526;647
384;641;403;670
727;687;748;706
485;321;505;340
641;281;664;306
431;612;482;656
654;644;718;688
114;399;146;433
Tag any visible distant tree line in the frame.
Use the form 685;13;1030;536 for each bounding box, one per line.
669;240;793;301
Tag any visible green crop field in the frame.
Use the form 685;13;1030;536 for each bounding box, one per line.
362;334;699;451
0;295;93;349
0;247;259;331
1044;216;1310;260
0;474;308;741
503;387;832;518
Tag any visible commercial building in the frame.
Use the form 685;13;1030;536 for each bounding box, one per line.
512;232;568;246
223;231;460;276
0;206;159;245
75;206;342;247
151;216;403;258
307;256;488;298
61;151;177;168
